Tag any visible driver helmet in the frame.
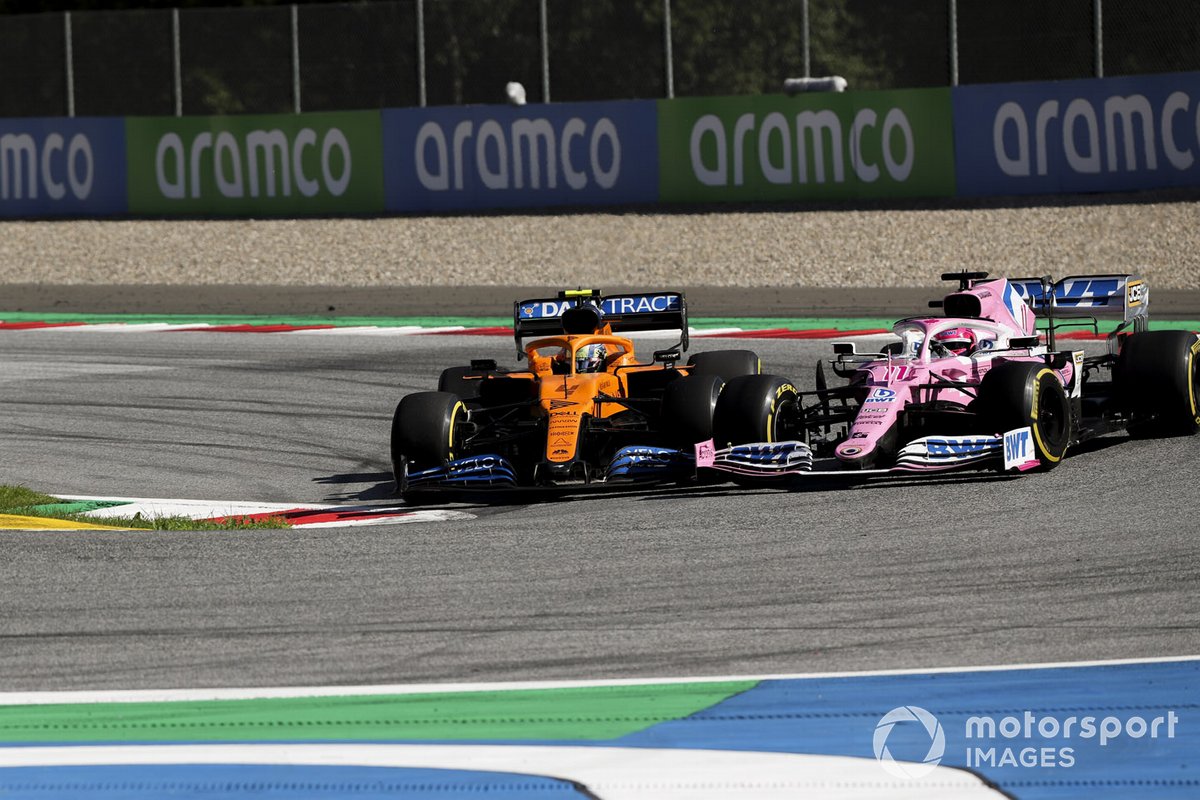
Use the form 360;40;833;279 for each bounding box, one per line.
934;326;977;356
575;343;607;373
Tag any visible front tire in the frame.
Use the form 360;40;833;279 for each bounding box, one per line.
1115;330;1200;437
391;391;467;493
661;373;724;447
713;375;799;447
979;361;1072;470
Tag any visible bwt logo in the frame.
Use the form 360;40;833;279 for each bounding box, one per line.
414;117;621;192
689;108;915;187
864;388;897;404
873;706;945;780
1005;428;1031;461
991;90;1200;178
1;132;95;201
927;438;995;456
1011;278;1123;308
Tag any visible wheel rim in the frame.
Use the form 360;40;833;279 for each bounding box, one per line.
1037;383;1066;447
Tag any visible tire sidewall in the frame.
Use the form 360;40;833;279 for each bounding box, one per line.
1116;330;1200;435
714;375;799;447
391;391;466;471
981;361;1071;469
661;373;725;446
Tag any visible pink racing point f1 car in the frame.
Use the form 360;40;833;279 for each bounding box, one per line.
706;272;1200;479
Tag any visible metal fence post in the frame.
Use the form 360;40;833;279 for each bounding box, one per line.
64;11;75;117
416;0;427;107
291;3;302;113
663;0;674;99
802;0;810;78
539;0;550;102
1094;0;1103;78
172;8;182;116
948;0;959;86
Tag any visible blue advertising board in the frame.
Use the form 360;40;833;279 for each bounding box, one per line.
954;71;1200;195
382;101;658;212
0;118;126;216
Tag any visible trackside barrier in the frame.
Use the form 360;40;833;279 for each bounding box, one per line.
656;88;956;203
0;72;1198;217
0;118;126;218
125;111;384;215
382;101;658;212
954;71;1200;195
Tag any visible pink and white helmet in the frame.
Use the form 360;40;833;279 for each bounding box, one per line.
933;326;977;356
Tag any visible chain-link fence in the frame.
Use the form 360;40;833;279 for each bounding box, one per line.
1;0;1197;118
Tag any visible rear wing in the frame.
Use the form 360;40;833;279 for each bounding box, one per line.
513;290;688;355
1009;275;1149;320
1009;274;1149;344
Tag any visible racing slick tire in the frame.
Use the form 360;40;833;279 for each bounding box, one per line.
978;362;1072;470
661;374;724;446
391;391;467;498
1114;330;1200;437
712;375;799;447
686;350;761;382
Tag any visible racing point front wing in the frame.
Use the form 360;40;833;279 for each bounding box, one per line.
404;427;1041;491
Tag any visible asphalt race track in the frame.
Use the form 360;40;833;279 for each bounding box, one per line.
1;331;1198;691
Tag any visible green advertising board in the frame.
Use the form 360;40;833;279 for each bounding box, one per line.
126;111;384;215
658;88;955;203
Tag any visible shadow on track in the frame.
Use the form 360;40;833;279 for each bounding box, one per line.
311;434;1129;507
314;471;396;502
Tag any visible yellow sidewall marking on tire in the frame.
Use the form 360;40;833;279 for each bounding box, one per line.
448;401;465;461
0;514;135;531
765;384;796;444
1188;344;1198;420
1031;368;1063;463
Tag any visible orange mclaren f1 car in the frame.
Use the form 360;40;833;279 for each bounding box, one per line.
390;289;764;499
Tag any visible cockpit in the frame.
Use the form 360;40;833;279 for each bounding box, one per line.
527;337;632;375
890;320;1002;362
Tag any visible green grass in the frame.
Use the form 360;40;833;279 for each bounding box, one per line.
0;485;290;530
0;485;60;510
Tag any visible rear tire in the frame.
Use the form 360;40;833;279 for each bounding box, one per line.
661;374;724;447
687;350;761;382
1115;330;1200;437
391;391;467;495
438;366;482;399
978;361;1071;470
713;375;799;447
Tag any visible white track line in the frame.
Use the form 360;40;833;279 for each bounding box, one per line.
2;653;1195;706
33;323;213;333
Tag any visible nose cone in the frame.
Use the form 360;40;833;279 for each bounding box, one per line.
835;439;878;464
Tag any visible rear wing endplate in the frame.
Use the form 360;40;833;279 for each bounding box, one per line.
513;290;688;354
